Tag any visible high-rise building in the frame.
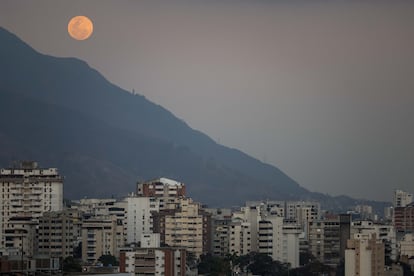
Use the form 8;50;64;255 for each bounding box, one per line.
394;203;414;233
399;233;414;258
0;161;63;254
258;215;301;268
308;214;351;267
137;178;186;198
125;196;160;245
152;198;211;258
229;219;252;256
37;209;82;258
345;233;384;276
351;220;397;263
207;208;232;257
81;215;124;264
394;190;413;208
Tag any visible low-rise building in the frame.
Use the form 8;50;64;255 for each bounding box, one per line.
120;247;186;276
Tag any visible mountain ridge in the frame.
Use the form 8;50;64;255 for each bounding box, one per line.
0;27;389;211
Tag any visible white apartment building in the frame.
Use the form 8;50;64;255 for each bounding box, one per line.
0;161;63;253
233;205;261;252
229;219;252;256
394;189;413;208
351;220;397;262
125;196;160;245
258;215;301;268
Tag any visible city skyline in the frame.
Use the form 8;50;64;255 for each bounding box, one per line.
1;0;414;201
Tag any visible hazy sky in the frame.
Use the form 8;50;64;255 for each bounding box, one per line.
1;0;414;202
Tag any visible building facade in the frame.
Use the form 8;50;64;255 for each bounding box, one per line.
120;247;186;276
0;161;63;254
345;233;384;276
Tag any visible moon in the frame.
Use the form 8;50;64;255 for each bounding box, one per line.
68;16;93;40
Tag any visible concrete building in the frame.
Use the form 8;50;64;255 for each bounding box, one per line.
234;205;261;252
37;209;82;258
394;190;413;208
120;247;186;276
141;233;161;248
152;198;211;258
229;219;252;256
285;201;321;222
125;196;160;245
351;220;397;262
258;215;301;268
308;214;351;267
0;161;63;254
354;205;374;221
394;203;414;233
137;178;186;198
81;215;124;264
207;208;232;257
345;233;385;276
399;233;414;258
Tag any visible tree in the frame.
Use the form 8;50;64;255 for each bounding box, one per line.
98;254;119;266
235;252;289;276
62;256;82;272
197;254;231;276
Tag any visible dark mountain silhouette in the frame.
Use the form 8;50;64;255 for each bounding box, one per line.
0;27;388;211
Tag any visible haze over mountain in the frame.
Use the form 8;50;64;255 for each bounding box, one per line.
0;27;387;210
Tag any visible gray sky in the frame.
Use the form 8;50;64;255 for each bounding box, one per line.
1;0;414;202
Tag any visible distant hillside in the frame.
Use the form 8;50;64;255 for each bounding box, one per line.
0;27;389;211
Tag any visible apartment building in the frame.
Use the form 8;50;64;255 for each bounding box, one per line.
81;215;124;264
258;215;301;268
394;190;413;208
394;203;414;233
229;219;252;256
400;233;414;258
345;233;384;276
37;209;82;258
0;161;63;254
152;198;211;258
125;196;160;245
137;178;186;198
351;220;397;262
120;247;186;276
207;208;232;257
308;214;351;267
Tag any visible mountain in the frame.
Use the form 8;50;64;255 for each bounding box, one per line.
0;27;388;211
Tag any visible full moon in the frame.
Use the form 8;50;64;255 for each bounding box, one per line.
68;16;93;40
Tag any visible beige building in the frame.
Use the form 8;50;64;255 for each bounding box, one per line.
81;215;125;264
345;233;385;276
37;209;82;258
0;161;63;255
152;198;211;258
400;233;414;258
